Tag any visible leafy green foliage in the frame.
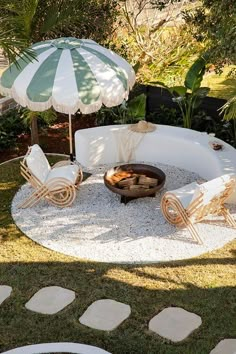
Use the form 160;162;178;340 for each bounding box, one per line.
219;97;236;121
0;0;119;62
96;94;146;126
169;86;187;96
192;110;236;148
0;107;58;151
148;106;236;147
184;57;206;91
0;108;28;151
0;27;36;64
126;93;146;120
152;57;210;128
183;0;236;70
147;104;183;127
20;107;57;128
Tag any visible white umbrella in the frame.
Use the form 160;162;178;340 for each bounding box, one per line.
0;37;136;158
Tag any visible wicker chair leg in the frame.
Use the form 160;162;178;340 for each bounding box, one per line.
18;185;49;208
221;207;236;228
161;195;203;245
174;203;203;245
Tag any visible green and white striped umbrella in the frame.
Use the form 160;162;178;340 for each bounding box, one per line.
0;37;135;114
0;37;135;154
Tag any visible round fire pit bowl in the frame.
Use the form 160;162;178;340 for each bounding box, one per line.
104;163;166;204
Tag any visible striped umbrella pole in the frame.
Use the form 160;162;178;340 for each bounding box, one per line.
69;113;73;160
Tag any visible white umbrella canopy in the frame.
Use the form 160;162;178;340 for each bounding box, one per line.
0;37;136;156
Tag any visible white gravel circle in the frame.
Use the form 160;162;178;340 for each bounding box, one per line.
11;162;236;263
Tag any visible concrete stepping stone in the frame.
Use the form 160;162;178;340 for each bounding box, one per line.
79;299;131;331
210;339;236;354
149;307;202;342
0;285;12;305
25;286;75;315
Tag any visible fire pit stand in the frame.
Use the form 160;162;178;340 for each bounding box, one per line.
120;193;156;205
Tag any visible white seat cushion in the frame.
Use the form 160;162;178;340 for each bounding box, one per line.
168;174;234;210
26;144;51;183
46;165;79;184
169;182;199;209
191;174;233;206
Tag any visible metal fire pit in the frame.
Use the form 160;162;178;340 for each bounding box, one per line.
104;163;166;204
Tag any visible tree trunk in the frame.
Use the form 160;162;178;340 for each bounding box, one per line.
30;115;39;145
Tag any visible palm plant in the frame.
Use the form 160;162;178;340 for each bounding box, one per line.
152;56;210;129
0;29;35;64
0;0;117;49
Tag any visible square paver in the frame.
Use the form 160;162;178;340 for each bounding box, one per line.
210;339;236;354
79;299;131;331
149;307;202;342
0;285;12;305
25;286;75;315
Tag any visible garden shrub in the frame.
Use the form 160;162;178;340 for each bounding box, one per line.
0;107;58;151
96;94;146;126
147;105;183;127
148;105;236;147
192;111;236;147
0;108;28;151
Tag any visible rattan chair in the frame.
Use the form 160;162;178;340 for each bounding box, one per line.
19;144;83;208
161;174;236;244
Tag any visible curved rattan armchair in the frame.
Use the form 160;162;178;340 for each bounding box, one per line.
19;145;83;208
161;175;236;244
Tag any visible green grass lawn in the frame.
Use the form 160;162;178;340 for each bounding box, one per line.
202;66;236;100
0;157;236;353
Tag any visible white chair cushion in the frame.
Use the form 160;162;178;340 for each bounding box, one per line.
191;174;232;206
26;144;51;183
46;165;79;184
169;181;199;209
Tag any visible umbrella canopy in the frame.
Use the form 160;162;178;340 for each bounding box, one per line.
0;38;135;115
0;37;135;157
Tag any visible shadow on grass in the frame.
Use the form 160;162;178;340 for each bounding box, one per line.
0;259;236;354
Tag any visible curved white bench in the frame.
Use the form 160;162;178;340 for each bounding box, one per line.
75;124;236;204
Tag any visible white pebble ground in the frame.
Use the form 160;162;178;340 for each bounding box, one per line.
11;162;236;263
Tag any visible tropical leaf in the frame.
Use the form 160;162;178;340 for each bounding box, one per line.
133;61;140;74
192;97;202;110
219;96;236;121
184;56;206;92
169;86;187;96
194;87;210;98
0;28;36;64
127;93;146;119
